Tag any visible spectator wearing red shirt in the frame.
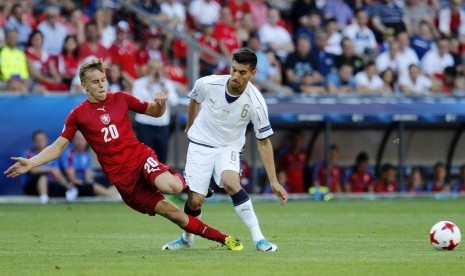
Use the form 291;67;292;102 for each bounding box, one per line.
25;30;68;92
277;131;307;193
78;21;110;63
345;151;375;193
214;7;240;58
198;24;220;76
372;163;398;193
314;144;343;193
56;35;80;89
227;0;251;23
136;29;167;77
108;21;138;81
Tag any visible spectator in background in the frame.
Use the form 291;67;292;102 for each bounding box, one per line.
249;0;269;29
214;7;240;58
438;0;465;37
259;7;294;61
371;0;409;40
300;71;326;94
311;30;335;76
334;37;364;74
160;0;186;32
407;167;426;193
354;61;388;94
37;6;67;57
421;37;455;81
136;29;167;77
60;131;119;198
277;130;307;193
373;163;398;193
22;130;74;204
284;35;321;93
228;0;251;23
426;162;450;192
345;151;375;193
343;9;378;58
403;0;437;35
247;32;271;83
380;68;398;93
326;62;356;94
399;64;433;95
188;0;221;29
94;7;116;49
0;28;30;89
322;0;353;28
56;35;79;90
294;10;322;45
410;21;436;60
4;2;32;48
313;144;343;193
451;164;465;193
375;40;400;73
109;21;138;82
290;0;319;32
63;8;86;44
438;65;459;94
78;21;110;63
132;60;178;164
396;32;420;79
107;63;132;92
325;18;343;56
197;24;219;77
25;30;67;93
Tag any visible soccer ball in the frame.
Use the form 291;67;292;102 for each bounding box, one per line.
429;221;461;250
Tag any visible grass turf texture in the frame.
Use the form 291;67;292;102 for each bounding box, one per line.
0;199;464;275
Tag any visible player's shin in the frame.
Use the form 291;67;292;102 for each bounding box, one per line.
183;215;227;244
182;201;201;244
232;188;265;243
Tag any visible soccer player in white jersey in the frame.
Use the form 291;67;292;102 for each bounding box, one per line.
162;48;288;252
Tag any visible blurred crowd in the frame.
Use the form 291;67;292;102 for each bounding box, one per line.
2;0;465;95
252;130;465;195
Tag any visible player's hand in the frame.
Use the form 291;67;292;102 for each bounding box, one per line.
270;182;288;207
4;157;33;178
154;92;168;105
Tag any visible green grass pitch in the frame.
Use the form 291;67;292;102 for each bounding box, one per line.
1;198;464;275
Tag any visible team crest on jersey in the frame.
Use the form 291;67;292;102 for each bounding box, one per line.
100;114;111;125
220;109;230;121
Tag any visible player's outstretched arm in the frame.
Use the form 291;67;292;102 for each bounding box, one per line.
4;136;70;178
257;138;289;206
145;92;167;118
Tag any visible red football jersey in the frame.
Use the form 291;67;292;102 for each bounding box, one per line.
60;92;149;184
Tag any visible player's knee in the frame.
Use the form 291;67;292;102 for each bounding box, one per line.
164;176;184;194
187;197;203;210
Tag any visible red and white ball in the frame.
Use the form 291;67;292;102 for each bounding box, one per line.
429;221;461;250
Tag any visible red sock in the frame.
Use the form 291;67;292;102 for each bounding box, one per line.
184;216;227;244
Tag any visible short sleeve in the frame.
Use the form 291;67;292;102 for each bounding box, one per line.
250;92;273;140
60;108;79;142
118;91;148;114
188;78;206;103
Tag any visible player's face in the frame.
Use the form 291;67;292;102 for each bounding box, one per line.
229;61;256;93
82;69;107;103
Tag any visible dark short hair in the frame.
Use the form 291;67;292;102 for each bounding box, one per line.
232;48;257;70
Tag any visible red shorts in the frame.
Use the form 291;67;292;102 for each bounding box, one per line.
114;152;170;216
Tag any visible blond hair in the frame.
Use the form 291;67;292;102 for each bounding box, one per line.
79;58;108;83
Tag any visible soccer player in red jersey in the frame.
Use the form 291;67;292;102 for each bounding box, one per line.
4;58;243;251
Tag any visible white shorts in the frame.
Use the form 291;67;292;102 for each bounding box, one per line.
184;142;241;196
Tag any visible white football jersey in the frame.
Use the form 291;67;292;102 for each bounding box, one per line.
187;75;273;148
